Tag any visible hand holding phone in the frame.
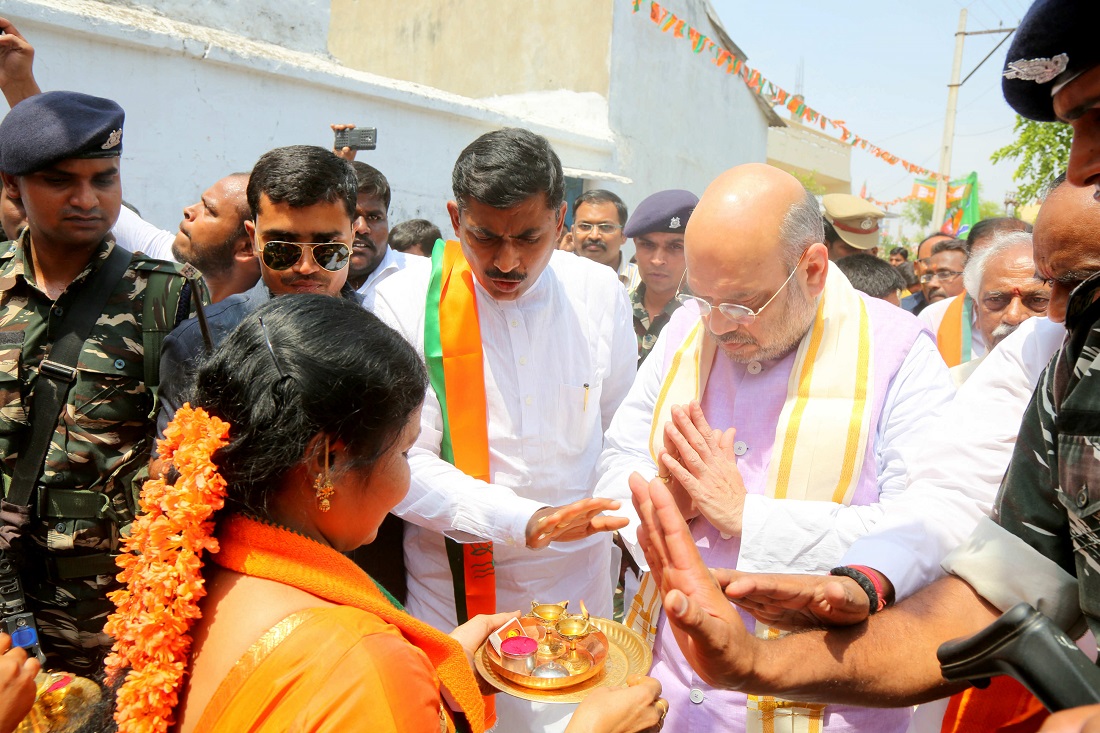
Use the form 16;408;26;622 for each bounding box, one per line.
333;126;377;152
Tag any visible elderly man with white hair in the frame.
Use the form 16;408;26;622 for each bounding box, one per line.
952;231;1051;384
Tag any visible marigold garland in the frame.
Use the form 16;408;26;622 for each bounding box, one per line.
104;403;231;733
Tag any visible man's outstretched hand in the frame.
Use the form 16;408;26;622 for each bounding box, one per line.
718;570;871;630
526;498;628;549
629;471;756;689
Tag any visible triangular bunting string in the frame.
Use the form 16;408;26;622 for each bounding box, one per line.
634;0;945;180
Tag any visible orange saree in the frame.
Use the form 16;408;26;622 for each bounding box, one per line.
193;515;485;733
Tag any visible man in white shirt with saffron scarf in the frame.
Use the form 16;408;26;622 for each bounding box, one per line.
375;127;637;732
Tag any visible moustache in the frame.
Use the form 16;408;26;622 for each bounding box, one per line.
991;322;1018;341
485;269;525;283
279;273;329;287
711;329;757;346
62;208;104;219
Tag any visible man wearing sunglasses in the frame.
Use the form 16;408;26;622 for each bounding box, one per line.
155;145;359;437
594;162;954;733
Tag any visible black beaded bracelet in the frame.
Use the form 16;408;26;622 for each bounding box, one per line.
830;566;880;615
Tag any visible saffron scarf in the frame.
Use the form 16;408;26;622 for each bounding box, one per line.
210;514;485;732
936;294;973;367
627;267;875;733
424;239;496;726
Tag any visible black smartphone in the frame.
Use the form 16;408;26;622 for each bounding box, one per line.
334;127;377;151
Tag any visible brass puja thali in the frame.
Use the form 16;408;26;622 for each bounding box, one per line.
475;600;652;704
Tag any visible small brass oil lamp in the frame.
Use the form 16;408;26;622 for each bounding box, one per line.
554;600;594;674
529;600;568;658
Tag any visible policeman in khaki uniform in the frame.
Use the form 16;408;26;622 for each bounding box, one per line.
821;193;886;261
0;92;198;672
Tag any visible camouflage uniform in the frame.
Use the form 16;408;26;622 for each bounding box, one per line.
631;282;680;365
0;230;196;672
989;273;1100;639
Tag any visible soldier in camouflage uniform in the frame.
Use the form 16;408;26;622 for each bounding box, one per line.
622;189;696;364
630;283;680;365
0;91;197;673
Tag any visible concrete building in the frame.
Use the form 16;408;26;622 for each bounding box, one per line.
767;120;853;195
3;0;781;236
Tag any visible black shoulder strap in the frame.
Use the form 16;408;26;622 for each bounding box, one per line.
6;245;132;507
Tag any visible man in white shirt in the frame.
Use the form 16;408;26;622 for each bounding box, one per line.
571;189;639;289
346;160;408;310
595;163;955;733
374;127;637;732
946;231;1050;385
919;218;1032;366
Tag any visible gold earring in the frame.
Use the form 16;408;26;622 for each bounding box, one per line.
315;437;334;512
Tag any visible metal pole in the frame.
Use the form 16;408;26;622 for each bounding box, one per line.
932;9;967;231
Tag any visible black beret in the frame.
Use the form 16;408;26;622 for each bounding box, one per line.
623;189;699;238
1002;0;1100;122
0;91;124;175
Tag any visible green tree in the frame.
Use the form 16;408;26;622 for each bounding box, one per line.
903;199;932;229
790;170;827;196
979;199;1003;220
990;115;1072;204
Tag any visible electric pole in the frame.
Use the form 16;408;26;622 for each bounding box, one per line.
932;9;967;230
931;13;1017;232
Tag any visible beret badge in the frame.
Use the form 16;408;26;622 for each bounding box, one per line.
669;216;681;229
101;129;123;150
1003;52;1069;84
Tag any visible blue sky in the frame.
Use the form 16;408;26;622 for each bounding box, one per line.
710;0;1030;226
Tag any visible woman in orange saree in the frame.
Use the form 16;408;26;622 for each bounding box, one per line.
102;295;668;733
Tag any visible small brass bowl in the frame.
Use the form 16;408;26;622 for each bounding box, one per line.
529;602;568;624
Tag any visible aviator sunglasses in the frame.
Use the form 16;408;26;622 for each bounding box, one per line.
258;240;351;272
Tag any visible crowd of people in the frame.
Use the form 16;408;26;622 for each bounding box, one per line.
0;0;1098;731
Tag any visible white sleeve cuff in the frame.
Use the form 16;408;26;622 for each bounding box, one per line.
451;494;547;548
943;516;1084;637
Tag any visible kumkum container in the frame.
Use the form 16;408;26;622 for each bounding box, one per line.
500;635;538;675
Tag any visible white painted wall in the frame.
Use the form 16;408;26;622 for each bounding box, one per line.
3;0;769;242
2;0;616;236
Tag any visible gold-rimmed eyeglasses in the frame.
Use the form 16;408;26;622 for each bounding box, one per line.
675;249;807;326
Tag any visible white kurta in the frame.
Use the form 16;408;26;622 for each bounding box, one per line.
356;244;407;311
594;320;953;573
595;299;956;733
919;294;989;359
374;250;637;732
842;315;1065;599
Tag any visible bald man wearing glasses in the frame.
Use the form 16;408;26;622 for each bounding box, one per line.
593;162;955;733
156;145;362;438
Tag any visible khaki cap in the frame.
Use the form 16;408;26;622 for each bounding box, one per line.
822;194;885;250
